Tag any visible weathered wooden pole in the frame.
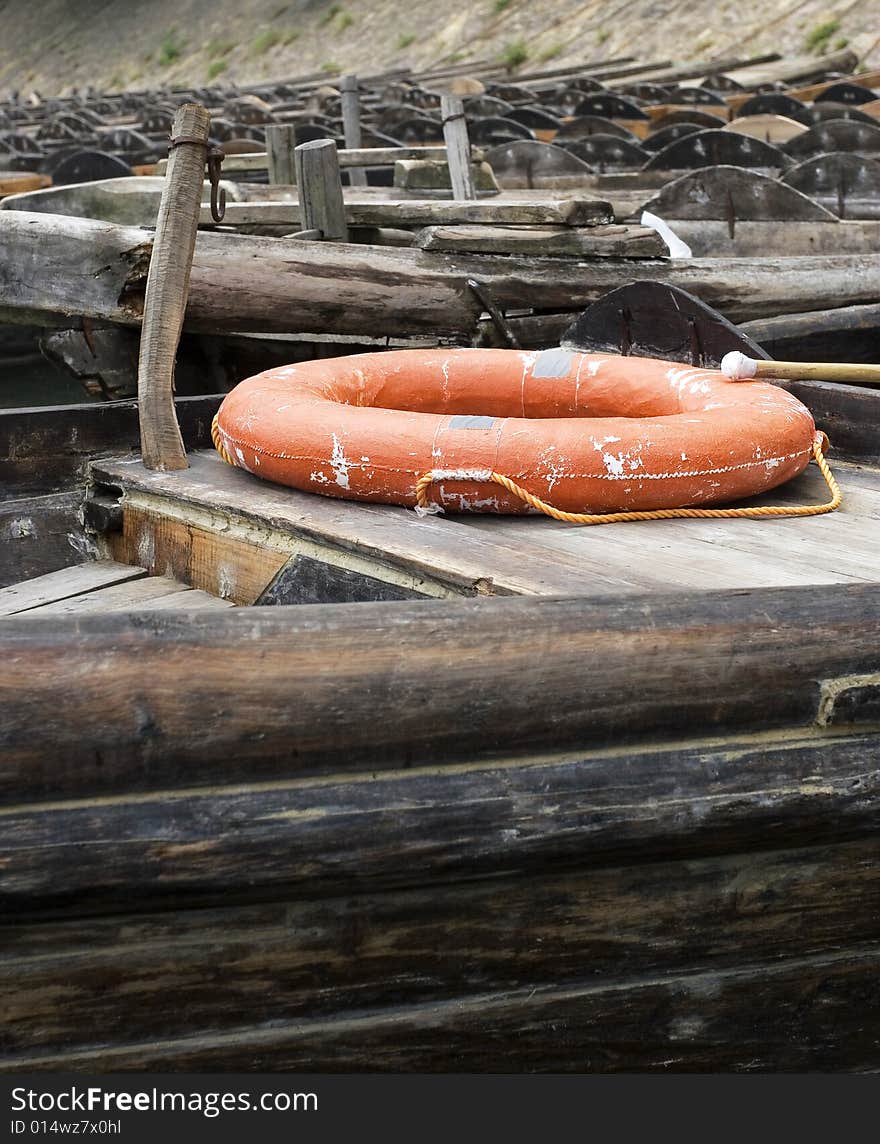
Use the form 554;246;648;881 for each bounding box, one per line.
137;103;211;470
440;94;476;201
340;74;367;188
266;123;297;185
294;139;349;241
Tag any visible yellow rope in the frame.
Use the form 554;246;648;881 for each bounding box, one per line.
211;413;236;467
415;435;841;525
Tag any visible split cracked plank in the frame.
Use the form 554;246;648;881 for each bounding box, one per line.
5;211;880;337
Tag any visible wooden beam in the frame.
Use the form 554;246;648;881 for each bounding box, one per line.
2;583;880;798
340;75;367;188
4;836;878;1059
3;724;880;899
416;223;666;257
137;103;206;470
7;211;880;338
157;146;452;174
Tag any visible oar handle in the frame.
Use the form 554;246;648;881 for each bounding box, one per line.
721;352;880;385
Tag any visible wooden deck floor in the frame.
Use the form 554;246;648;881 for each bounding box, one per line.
0;559;235;617
92;450;880;604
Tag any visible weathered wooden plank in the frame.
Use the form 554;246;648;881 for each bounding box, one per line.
642;166;836;222
2;574;880;801
157;146;452;174
667;220;880;257
1;176;241;226
265;125;296;186
200;196;615;229
0;560;146;617
3;836;878;1056
416;223;665;257
294;139;349;241
605;53;779;91
721;50;860;104
7;210;880;337
2;726;880;901
0;492;92;591
137;103;206;471
0;172;51;197
7;941;880;1072
108;505;291;605
3;177;611;229
14;576;197;616
471;465;880;593
340;75;367;189
440;94;476;201
0;395;223;495
123;587;235;611
723;114;808;144
97;452;636;601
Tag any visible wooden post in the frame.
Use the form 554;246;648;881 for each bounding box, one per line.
440;94;476;201
136;102;209;471
266;124;297;185
294;139;349;241
340;74;367;188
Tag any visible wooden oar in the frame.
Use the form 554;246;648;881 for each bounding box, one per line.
721;352;880;384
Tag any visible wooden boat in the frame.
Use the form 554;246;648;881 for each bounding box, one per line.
4;52;880;1068
3;286;880;1072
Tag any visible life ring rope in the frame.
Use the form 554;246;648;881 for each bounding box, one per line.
212;412;236;467
414;433;840;525
214;412;840;526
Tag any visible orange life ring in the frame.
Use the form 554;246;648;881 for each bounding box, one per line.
212;348;819;515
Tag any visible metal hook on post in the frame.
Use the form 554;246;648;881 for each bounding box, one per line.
207;146;226;222
167;134;226;222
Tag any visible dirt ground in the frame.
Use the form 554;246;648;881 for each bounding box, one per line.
0;0;878;97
